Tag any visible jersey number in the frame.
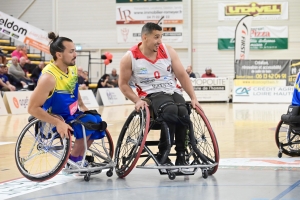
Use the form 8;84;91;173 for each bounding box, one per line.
154;71;160;79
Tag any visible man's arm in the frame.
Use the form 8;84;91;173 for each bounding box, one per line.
119;52;147;111
28;73;73;138
166;45;201;109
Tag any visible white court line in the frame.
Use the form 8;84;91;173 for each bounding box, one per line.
0;142;14;146
0;173;77;200
219;158;300;168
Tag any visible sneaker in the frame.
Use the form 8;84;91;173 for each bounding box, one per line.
66;160;89;170
156;152;173;166
175;152;189;166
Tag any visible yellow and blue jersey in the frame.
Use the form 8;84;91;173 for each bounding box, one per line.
42;61;79;121
292;73;300;106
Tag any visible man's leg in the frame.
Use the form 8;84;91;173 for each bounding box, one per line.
173;93;190;165
148;93;177;164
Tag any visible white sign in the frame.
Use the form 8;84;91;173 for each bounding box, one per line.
218;2;289;21
116;5;183;43
0;95;8;115
233;86;293;103
79;90;99;108
182;78;229;102
96;88;126;106
0;11;50;54
3;91;33;114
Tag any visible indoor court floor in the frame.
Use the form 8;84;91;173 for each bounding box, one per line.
1;103;300;200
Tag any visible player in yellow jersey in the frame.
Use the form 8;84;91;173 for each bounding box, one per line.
28;32;106;166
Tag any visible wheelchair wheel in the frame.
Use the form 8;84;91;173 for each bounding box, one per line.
275;120;300;157
114;107;150;178
15;116;71;182
189;105;220;175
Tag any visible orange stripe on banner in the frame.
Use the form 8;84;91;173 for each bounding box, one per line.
24;37;50;54
250;159;300;165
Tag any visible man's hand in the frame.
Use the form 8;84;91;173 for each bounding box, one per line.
191;99;204;112
55;120;73;139
135;99;148;112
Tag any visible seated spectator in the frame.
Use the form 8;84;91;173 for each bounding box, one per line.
8;56;33;85
186;65;196;78
77;67;89;90
3;65;28;90
0;54;7;66
109;68;119;87
19;57;37;74
0;64;16;91
11;45;25;61
201;67;216;78
97;74;114;88
30;61;45;83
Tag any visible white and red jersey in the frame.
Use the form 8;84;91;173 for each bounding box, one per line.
128;43;182;97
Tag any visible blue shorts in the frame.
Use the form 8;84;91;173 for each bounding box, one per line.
71;113;106;140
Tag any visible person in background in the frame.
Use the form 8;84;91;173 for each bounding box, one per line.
108;68;119;87
97;74;114;88
11;45;25;61
8;56;33;85
0;64;16;91
186;65;196;78
201;67;216;78
77;67;89;90
30;62;45;84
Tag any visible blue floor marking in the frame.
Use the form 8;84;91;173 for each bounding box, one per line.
272;179;300;200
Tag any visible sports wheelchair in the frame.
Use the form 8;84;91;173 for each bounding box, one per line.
15;114;115;182
114;103;219;180
275;105;300;158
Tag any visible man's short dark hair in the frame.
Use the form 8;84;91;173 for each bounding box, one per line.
141;22;162;35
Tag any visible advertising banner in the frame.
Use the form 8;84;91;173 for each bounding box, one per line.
0;11;50;54
218;2;289;21
219;26;288;50
0;95;8;115
116;5;183;43
182;78;229;102
79;90;99;108
234;15;253;60
235;60;290;84
3;91;32;114
96;88;126;106
233;86;293;103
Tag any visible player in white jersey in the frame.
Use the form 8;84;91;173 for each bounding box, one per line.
119;22;201;165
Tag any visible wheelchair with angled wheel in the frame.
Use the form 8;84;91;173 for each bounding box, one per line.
15;114;115;182
114;103;219;180
275;105;300;158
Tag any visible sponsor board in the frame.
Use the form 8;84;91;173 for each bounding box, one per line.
3;91;32;114
182;78;229;102
116;5;183;43
0;11;50;54
79;90;99;108
96;88;126;106
0;95;8;115
233;86;293;103
219;26;288;50
218;2;289;21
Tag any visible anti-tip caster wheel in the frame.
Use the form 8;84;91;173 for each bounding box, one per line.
106;170;113;177
84;173;91;182
168;172;176;180
202;170;208;179
278;152;282;158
